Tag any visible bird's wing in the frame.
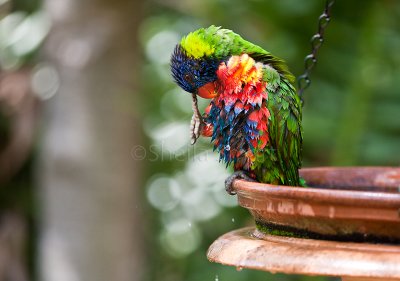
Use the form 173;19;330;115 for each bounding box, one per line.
263;65;303;186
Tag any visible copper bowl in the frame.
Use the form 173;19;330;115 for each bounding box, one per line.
233;167;400;243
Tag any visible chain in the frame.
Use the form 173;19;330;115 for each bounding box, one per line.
297;0;335;101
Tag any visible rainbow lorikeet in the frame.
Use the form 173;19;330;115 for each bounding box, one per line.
170;26;303;193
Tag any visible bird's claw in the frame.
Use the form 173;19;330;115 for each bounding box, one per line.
190;93;204;145
190;113;204;145
225;171;256;195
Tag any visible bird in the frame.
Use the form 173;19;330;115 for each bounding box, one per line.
170;25;303;194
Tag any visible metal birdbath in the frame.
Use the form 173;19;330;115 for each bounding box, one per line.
207;167;400;281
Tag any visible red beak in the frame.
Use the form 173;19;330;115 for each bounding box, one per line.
197;82;217;99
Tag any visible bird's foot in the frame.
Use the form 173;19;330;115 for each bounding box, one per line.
225;170;256;195
190;93;204;145
190;113;204;145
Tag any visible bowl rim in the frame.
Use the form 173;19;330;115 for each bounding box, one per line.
233;166;400;208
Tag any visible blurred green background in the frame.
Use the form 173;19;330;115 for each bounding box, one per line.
0;0;399;280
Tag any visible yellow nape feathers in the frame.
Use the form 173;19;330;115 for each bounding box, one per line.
180;29;215;59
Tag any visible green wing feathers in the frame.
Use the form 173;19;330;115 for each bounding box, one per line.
253;66;303;186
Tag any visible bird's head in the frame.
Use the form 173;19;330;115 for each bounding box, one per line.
171;26;296;99
170;26;227;99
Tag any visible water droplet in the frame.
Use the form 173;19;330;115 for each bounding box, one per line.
215;275;219;281
236;267;243;272
231;218;235;223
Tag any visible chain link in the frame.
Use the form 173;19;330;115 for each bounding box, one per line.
297;0;335;101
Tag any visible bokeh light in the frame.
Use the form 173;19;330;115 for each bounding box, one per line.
0;11;50;69
31;63;60;100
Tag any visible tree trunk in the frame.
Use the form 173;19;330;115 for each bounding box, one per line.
38;1;145;280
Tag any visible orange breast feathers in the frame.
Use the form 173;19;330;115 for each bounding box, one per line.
215;54;270;151
200;54;271;154
215;54;268;109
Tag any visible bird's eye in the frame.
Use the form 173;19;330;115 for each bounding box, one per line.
184;74;193;83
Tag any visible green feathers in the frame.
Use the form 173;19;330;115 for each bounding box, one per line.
180;25;295;84
172;26;303;187
251;65;302;186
